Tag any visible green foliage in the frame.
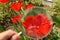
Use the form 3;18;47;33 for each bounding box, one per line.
51;0;60;28
53;0;60;12
52;15;60;28
0;25;4;32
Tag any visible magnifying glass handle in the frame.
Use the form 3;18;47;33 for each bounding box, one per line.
18;32;22;35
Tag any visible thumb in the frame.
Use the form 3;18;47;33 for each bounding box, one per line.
10;34;20;40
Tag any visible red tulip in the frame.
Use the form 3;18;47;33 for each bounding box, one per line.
11;15;21;23
22;14;53;38
26;4;34;9
0;0;8;3
10;2;23;11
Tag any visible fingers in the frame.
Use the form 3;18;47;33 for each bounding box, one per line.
10;34;20;40
0;30;18;40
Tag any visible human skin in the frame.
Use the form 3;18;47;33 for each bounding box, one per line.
0;30;20;40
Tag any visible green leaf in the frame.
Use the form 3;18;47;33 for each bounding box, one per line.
0;25;4;32
20;36;30;40
25;7;46;17
13;23;20;32
32;7;46;13
20;36;25;40
52;15;60;28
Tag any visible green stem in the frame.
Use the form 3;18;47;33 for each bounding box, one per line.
21;7;25;12
17;23;22;30
2;4;5;14
24;36;26;40
30;38;32;40
13;23;20;32
37;38;39;40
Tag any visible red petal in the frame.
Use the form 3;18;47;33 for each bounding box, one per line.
26;4;34;9
11;15;21;23
23;16;34;26
10;2;23;11
0;0;8;3
15;15;21;22
27;28;44;38
39;21;52;35
11;18;17;23
36;14;49;25
22;22;29;29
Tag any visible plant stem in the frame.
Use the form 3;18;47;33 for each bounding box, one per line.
21;7;25;12
24;36;26;40
30;38;32;40
13;23;20;32
3;4;4;14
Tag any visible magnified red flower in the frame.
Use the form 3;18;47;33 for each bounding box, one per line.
22;14;53;38
26;4;34;9
0;0;8;3
11;15;21;23
10;2;23;11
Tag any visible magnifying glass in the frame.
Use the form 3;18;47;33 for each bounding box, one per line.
18;7;53;39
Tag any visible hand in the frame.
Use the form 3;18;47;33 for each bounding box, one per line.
0;30;20;40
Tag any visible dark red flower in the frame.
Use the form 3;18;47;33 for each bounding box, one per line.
11;15;21;23
26;4;34;9
0;0;8;3
10;2;23;11
22;14;53;38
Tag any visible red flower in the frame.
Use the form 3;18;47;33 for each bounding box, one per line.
10;2;23;11
26;4;34;9
22;14;53;38
0;0;8;3
11;15;21;23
